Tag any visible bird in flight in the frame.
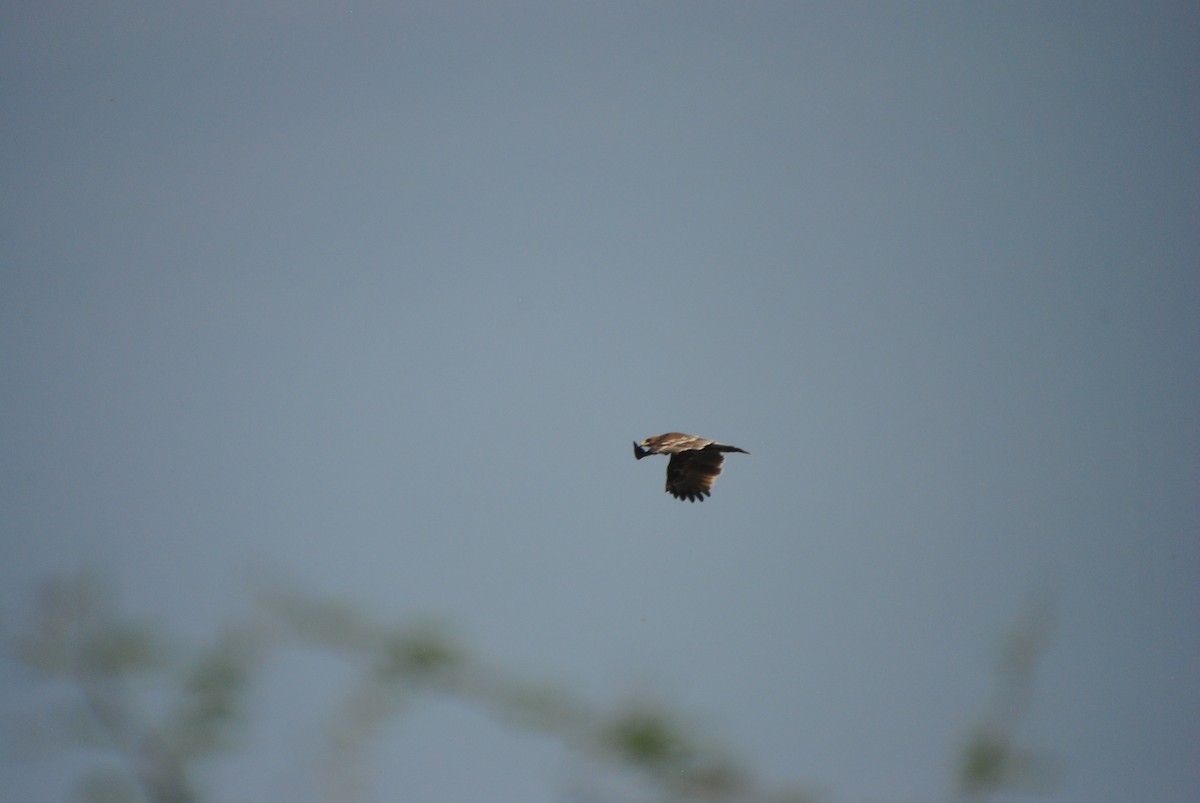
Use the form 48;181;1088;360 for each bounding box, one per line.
633;432;749;502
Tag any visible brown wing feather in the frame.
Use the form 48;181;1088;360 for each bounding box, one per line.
665;451;726;502
647;433;714;454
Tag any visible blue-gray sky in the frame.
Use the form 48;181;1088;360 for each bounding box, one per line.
3;3;1198;801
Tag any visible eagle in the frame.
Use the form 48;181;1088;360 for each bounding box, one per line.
633;432;749;502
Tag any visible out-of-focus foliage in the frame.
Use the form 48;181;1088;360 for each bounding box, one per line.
7;572;207;803
376;626;463;680
6;570;1055;803
12;571;164;678
956;589;1061;800
604;706;695;770
163;626;261;759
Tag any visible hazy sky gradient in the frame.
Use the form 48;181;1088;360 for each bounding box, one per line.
3;3;1198;801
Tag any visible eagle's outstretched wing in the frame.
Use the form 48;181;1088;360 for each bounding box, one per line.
665;449;728;502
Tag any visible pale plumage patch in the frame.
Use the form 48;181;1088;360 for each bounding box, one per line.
633;432;749;502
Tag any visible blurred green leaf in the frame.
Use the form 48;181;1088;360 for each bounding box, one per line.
602;707;695;773
959;727;1060;796
959;728;1010;792
257;584;374;651
80;623;164;676
956;588;1061;800
376;626;462;680
166;628;259;758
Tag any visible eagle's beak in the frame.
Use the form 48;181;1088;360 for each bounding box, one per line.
633;441;649;460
